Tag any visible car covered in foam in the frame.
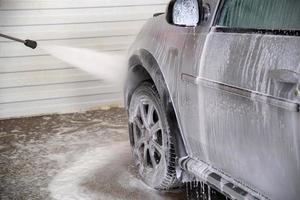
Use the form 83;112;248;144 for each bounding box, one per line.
125;1;300;199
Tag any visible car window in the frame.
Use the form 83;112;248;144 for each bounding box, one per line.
217;0;300;30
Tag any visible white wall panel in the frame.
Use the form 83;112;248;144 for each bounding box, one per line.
1;35;134;57
0;5;166;26
0;0;169;10
0;93;123;119
0;21;145;42
0;81;120;103
0;56;66;72
0;68;98;88
0;0;168;119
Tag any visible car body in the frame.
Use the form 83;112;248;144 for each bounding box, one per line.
125;0;300;199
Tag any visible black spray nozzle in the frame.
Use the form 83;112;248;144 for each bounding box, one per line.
0;33;37;49
24;39;37;49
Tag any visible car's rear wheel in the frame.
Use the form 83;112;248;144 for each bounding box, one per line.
128;82;178;190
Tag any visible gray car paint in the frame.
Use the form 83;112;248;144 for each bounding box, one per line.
127;0;300;199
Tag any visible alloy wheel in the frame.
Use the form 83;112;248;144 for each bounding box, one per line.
131;99;165;174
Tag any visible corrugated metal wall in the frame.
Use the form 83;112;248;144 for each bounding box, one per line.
0;0;168;119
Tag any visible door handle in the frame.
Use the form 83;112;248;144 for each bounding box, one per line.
269;69;300;84
270;69;300;98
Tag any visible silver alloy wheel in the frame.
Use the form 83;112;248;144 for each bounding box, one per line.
132;98;165;175
128;82;179;189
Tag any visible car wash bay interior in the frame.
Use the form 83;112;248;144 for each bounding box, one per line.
0;1;187;200
0;0;168;119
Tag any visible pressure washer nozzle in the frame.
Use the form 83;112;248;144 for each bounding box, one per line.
0;33;38;49
24;39;37;49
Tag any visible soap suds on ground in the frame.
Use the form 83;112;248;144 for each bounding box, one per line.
0;108;184;200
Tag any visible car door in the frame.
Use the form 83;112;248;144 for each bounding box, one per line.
184;0;300;199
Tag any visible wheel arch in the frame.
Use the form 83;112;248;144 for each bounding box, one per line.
125;49;187;158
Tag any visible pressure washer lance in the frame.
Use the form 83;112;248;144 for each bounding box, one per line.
0;33;37;49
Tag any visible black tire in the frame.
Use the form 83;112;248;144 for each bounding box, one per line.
128;82;179;190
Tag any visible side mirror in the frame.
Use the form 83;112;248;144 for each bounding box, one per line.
166;0;210;27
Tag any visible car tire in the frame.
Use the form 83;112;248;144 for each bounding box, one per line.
128;81;179;190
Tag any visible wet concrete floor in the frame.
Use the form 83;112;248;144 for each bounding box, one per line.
0;108;185;200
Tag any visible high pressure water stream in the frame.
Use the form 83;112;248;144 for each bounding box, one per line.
0;33;127;86
40;45;127;85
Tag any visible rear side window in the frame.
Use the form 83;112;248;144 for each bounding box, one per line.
217;0;300;30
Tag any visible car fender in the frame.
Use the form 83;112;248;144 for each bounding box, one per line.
126;49;187;158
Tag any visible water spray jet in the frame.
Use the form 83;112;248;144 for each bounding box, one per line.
0;33;37;49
